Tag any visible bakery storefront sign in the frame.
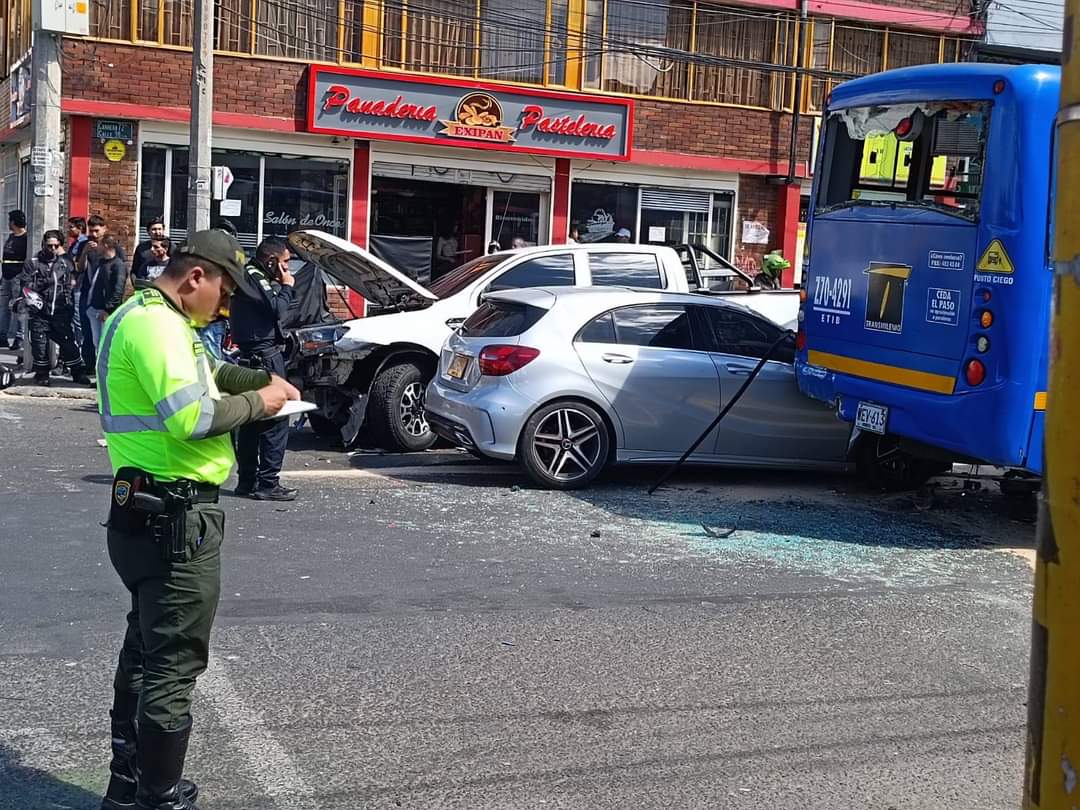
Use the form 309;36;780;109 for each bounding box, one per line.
307;66;632;161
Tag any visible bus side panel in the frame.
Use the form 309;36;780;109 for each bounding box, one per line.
1026;411;1045;475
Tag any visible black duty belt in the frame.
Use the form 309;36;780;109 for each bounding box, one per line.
155;479;220;504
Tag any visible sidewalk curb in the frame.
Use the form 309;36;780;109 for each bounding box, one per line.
1;386;97;402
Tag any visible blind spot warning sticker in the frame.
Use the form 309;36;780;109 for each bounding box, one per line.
977;239;1014;273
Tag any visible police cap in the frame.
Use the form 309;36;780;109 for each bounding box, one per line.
176;230;261;299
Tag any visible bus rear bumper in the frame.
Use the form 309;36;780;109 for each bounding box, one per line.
796;361;1028;468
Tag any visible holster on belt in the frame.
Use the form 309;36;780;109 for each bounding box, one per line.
110;468;207;562
237;346;282;372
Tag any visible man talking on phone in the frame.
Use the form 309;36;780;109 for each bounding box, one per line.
229;236;299;501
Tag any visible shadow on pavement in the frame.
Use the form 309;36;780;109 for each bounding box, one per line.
0;741;100;810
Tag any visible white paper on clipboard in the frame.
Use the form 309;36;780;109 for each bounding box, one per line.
260;400;318;420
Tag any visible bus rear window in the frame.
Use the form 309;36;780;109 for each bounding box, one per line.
817;101;990;220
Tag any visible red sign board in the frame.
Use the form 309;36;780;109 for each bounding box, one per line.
307;66;633;162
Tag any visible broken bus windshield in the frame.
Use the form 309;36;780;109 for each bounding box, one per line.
816;101;990;220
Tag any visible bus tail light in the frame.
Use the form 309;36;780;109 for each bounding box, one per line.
976;335;991;353
979;310;994;329
965;359;986;386
799;288;808;303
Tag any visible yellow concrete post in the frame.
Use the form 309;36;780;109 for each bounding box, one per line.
1023;3;1080;807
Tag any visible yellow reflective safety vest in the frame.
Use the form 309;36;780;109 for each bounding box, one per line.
97;287;234;485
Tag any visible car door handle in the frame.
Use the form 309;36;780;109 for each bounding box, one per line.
602;353;634;364
445;318;465;328
725;363;755;376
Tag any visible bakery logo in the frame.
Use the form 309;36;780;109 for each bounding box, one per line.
440;93;516;144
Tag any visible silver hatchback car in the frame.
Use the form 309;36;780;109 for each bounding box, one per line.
426;287;910;490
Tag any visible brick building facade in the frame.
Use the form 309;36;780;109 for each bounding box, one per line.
0;0;981;288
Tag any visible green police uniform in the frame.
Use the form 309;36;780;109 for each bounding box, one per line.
98;231;273;810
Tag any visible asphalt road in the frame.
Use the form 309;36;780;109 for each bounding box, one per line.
0;393;1036;809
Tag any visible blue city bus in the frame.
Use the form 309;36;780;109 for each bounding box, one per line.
795;63;1059;488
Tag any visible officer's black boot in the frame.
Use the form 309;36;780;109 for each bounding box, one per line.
135;721;200;810
101;693;198;810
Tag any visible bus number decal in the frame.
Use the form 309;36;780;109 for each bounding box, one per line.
926;287;960;327
864;262;912;334
812;275;852;326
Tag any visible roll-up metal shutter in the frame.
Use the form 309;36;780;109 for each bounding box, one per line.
640;187;712;213
372;161;551;193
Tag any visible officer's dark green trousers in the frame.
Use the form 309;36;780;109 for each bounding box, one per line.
107;503;225;733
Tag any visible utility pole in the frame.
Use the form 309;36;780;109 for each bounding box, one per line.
187;0;213;232
27;27;61;247
1022;0;1080;805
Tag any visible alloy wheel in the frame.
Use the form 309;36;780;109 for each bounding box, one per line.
399;382;430;438
532;408;603;483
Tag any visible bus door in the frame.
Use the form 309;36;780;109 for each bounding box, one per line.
807;101;990;393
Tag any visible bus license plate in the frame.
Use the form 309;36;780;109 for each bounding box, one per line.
447;354;469;380
856;402;888;435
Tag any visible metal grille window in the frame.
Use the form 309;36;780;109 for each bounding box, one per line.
806;21;966;113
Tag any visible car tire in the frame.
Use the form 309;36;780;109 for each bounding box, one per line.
855;434;942;492
368;362;438;453
519;400;611;490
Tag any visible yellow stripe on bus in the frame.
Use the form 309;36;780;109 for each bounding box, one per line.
807;350;957;395
1034;391;1047;411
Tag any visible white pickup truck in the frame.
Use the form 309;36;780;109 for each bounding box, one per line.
286;230;799;451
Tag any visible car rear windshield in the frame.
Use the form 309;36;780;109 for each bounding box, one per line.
817;100;990;221
459;301;548;338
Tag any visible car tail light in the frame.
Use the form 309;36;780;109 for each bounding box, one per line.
965;359;986;386
795;329;807;351
894;117;914;138
979;310;993;329
478;345;540;376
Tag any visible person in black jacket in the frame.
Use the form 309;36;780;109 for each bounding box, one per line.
19;231;91;386
85;234;129;349
0;209;28;350
131;216;166;280
230;236;298;501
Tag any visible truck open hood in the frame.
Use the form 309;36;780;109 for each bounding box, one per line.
287;230;438;311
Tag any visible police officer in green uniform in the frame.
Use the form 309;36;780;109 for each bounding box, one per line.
97;230;299;810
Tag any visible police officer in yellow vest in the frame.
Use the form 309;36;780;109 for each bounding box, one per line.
97;230;298;810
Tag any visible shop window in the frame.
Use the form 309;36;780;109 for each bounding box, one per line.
262;156;349;239
589;253;663;289
570;182;638;244
140;145;349;253
491;191;541;250
486;254;575;293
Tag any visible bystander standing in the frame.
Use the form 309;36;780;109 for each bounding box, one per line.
0;210;28;351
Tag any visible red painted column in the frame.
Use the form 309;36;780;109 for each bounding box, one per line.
551;158;571;245
776;183;801;289
348;140;371;315
69;117;92;218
